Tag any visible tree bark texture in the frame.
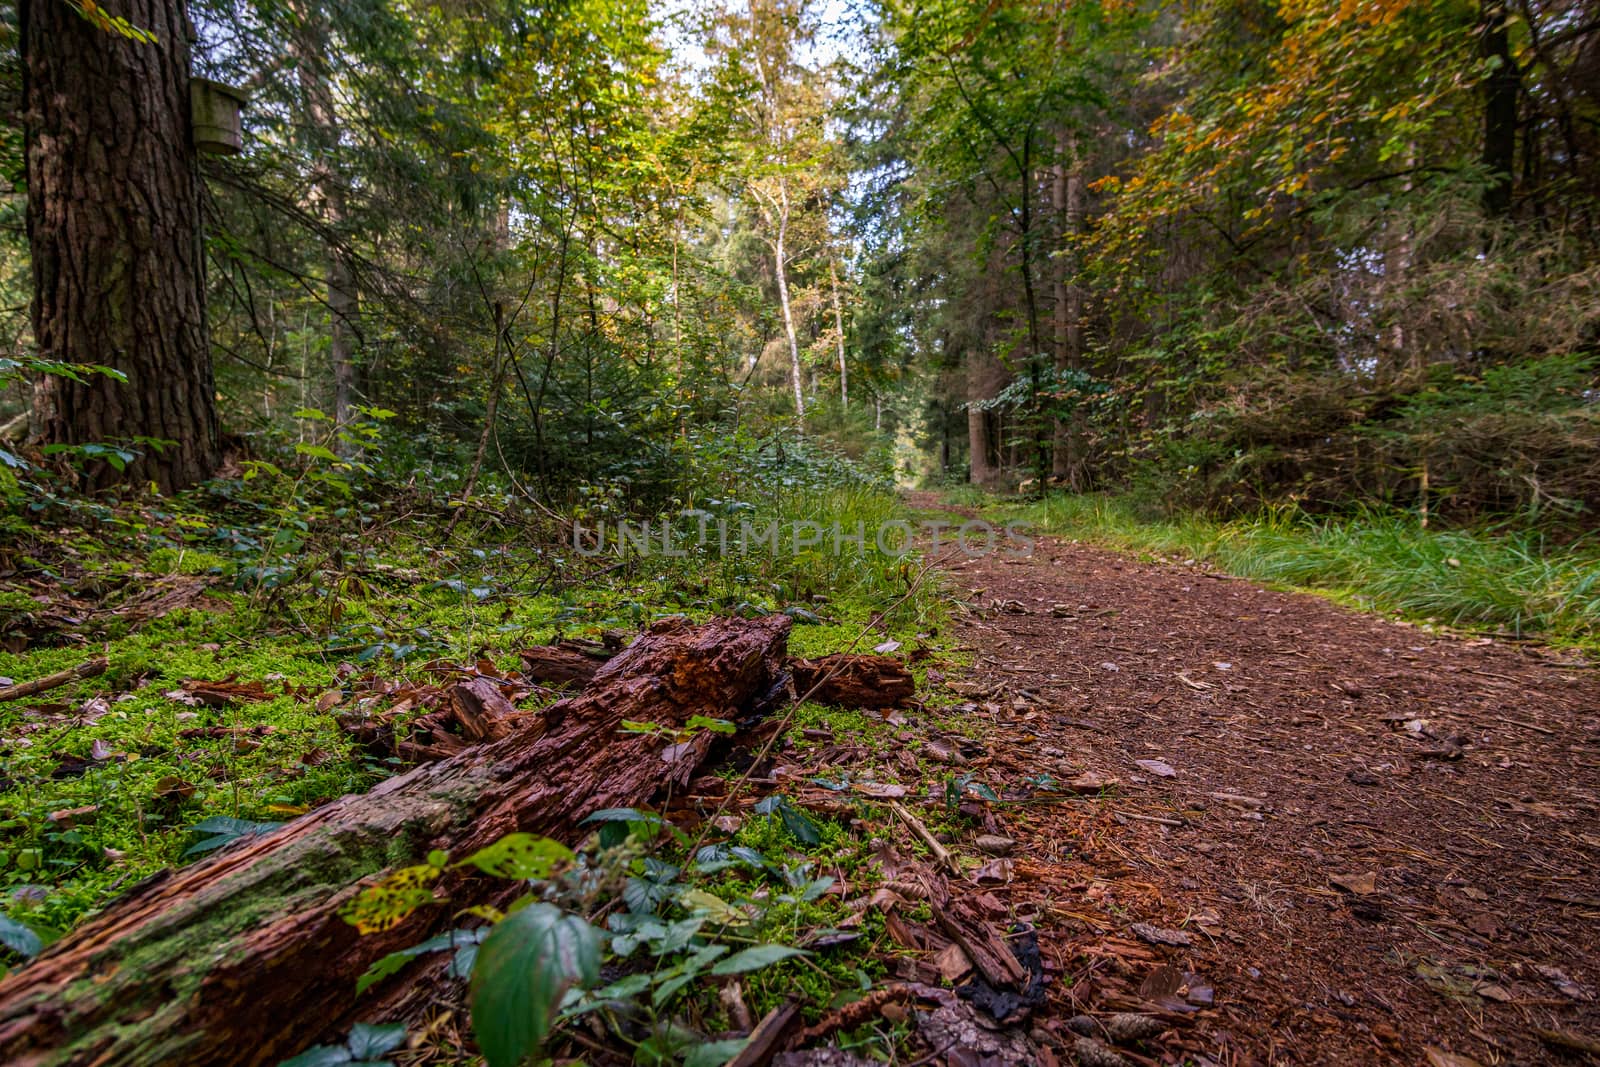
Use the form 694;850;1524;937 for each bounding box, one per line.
0;615;793;1067
24;0;219;493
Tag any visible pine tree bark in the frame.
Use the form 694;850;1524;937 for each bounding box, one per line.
23;0;219;493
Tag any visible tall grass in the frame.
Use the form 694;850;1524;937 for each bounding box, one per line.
1012;494;1600;648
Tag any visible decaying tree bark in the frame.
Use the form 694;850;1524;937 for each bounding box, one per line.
0;615;792;1067
519;644;916;711
518;639;617;687
791;653;915;709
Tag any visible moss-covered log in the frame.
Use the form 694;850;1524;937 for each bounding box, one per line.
0;615;793;1067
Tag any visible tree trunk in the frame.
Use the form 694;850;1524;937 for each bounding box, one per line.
773;185;805;423
289;3;360;434
23;0;219;493
1049;133;1087;489
0;616;794;1067
967;349;995;487
829;260;848;410
1480;0;1518;217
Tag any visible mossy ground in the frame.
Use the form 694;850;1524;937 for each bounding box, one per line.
0;479;960;1015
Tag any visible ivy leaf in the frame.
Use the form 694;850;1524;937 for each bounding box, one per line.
469;902;600;1067
710;944;807;975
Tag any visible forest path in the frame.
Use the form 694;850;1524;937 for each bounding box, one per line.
924;501;1600;1065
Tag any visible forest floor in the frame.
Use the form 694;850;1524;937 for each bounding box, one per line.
920;492;1600;1065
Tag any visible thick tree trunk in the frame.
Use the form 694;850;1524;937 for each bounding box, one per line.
0;616;793;1067
23;0;219;493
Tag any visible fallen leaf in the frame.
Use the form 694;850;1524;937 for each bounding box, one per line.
1134;759;1176;778
1130;922;1192;947
975;834;1016;856
1329;871;1378;895
1425;1047;1485;1067
973;858;1013;885
934;942;972;982
1534;965;1593;1001
854;781;908;799
153;776;196;803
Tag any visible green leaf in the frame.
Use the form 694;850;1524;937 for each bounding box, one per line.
709;944;807;975
684;715;736;735
469;903;600;1067
779;804;822;845
457;834;574;880
580;806;662;826
0;913;43;958
355;950;415;996
276;1045;352;1067
182;817;282;857
295;443;340;463
685;1038;752;1067
345;1022;406;1059
293;407;331;421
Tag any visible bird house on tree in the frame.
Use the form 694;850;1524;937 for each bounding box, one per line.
189;78;247;156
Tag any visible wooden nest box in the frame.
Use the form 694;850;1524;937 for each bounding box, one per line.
190;78;247;156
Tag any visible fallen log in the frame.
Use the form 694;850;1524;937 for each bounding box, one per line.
518;639;615;687
791;653;915;708
0;615;793;1067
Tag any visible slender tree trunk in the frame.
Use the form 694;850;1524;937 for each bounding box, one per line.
773;186;805;423
24;0;219;492
829;260;847;410
290;3;359;435
1049;133;1089;489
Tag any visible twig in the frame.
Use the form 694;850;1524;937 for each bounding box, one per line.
889;800;961;875
1536;1028;1600;1056
1494;715;1555;736
0;657;107;703
1113;811;1184;828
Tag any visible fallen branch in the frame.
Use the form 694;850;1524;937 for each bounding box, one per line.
889;800;960;876
0;657;107;703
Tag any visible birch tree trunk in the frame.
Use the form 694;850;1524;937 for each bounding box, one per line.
829;260;848;410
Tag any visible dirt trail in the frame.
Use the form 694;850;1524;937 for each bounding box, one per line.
939;522;1599;1065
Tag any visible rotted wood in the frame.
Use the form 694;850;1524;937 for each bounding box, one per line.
518;638;617;687
0;615;793;1067
790;653;915;708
